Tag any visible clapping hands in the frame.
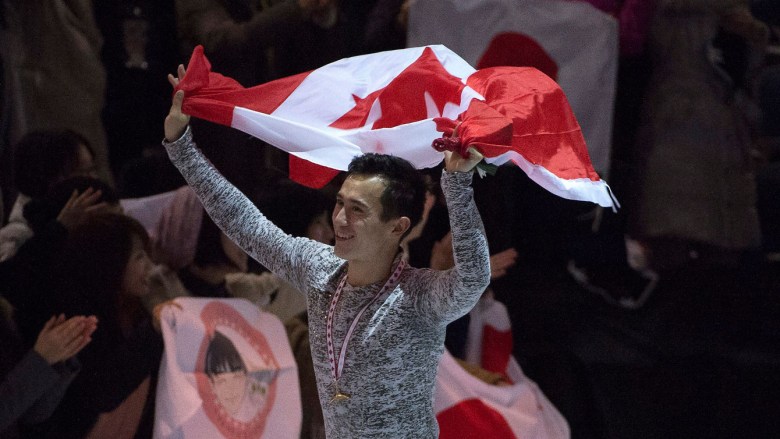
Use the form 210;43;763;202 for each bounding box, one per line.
33;314;98;365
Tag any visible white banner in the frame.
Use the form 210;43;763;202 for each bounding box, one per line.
435;351;570;438
153;298;301;438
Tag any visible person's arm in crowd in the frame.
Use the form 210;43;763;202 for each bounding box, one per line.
0;315;94;431
0;190;107;342
430;232;518;280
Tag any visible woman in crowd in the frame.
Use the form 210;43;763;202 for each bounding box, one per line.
38;213;161;439
0;129;97;262
0;176;117;346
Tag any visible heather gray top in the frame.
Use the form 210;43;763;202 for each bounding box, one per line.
164;127;491;438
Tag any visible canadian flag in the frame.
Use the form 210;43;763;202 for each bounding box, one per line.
176;44;616;208
408;0;619;178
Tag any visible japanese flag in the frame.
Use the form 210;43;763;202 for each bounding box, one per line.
435;350;570;438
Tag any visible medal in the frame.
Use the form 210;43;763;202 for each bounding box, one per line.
325;258;406;404
330;384;351;403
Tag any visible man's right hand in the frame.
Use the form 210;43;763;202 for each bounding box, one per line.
164;64;191;142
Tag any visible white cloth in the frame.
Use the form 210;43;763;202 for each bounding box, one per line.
0;195;33;262
435;350;570;438
153;298;301;439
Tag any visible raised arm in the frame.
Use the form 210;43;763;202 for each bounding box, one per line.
414;149;491;323
163;67;328;283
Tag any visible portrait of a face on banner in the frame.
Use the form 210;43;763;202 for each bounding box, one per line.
154;298;301;439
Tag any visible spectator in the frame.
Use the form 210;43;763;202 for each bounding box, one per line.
172;0;339;193
628;0;766;270
0;176;117;346
0;130;99;262
93;0;180;178
38;213;162;439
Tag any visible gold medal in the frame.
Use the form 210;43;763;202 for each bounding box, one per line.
330;383;351;403
331;391;351;403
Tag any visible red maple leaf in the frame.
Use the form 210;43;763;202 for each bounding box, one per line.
330;47;466;130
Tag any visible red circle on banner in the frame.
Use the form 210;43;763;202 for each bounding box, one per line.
437;398;518;439
196;301;280;438
477;32;559;81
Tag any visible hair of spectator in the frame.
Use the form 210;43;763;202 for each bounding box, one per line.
255;180;332;238
55;212;149;319
13;129;94;199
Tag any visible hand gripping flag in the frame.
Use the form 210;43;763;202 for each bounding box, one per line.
175;44;617;208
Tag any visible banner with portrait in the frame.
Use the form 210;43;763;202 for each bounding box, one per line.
153;298;301;438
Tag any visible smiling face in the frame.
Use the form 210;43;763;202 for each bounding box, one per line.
210;370;248;415
332;175;406;263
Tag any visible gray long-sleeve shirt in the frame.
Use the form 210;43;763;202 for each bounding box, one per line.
164;127;491;438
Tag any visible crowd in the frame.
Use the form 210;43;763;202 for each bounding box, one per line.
0;0;779;438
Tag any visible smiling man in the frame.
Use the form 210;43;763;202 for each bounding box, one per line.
162;66;491;438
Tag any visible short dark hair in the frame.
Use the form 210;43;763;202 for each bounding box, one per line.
204;331;246;376
347;153;426;237
13;129;94;198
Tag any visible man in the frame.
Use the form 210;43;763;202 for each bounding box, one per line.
163;66;491;438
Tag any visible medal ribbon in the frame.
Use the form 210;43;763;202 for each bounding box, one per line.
326;259;407;386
